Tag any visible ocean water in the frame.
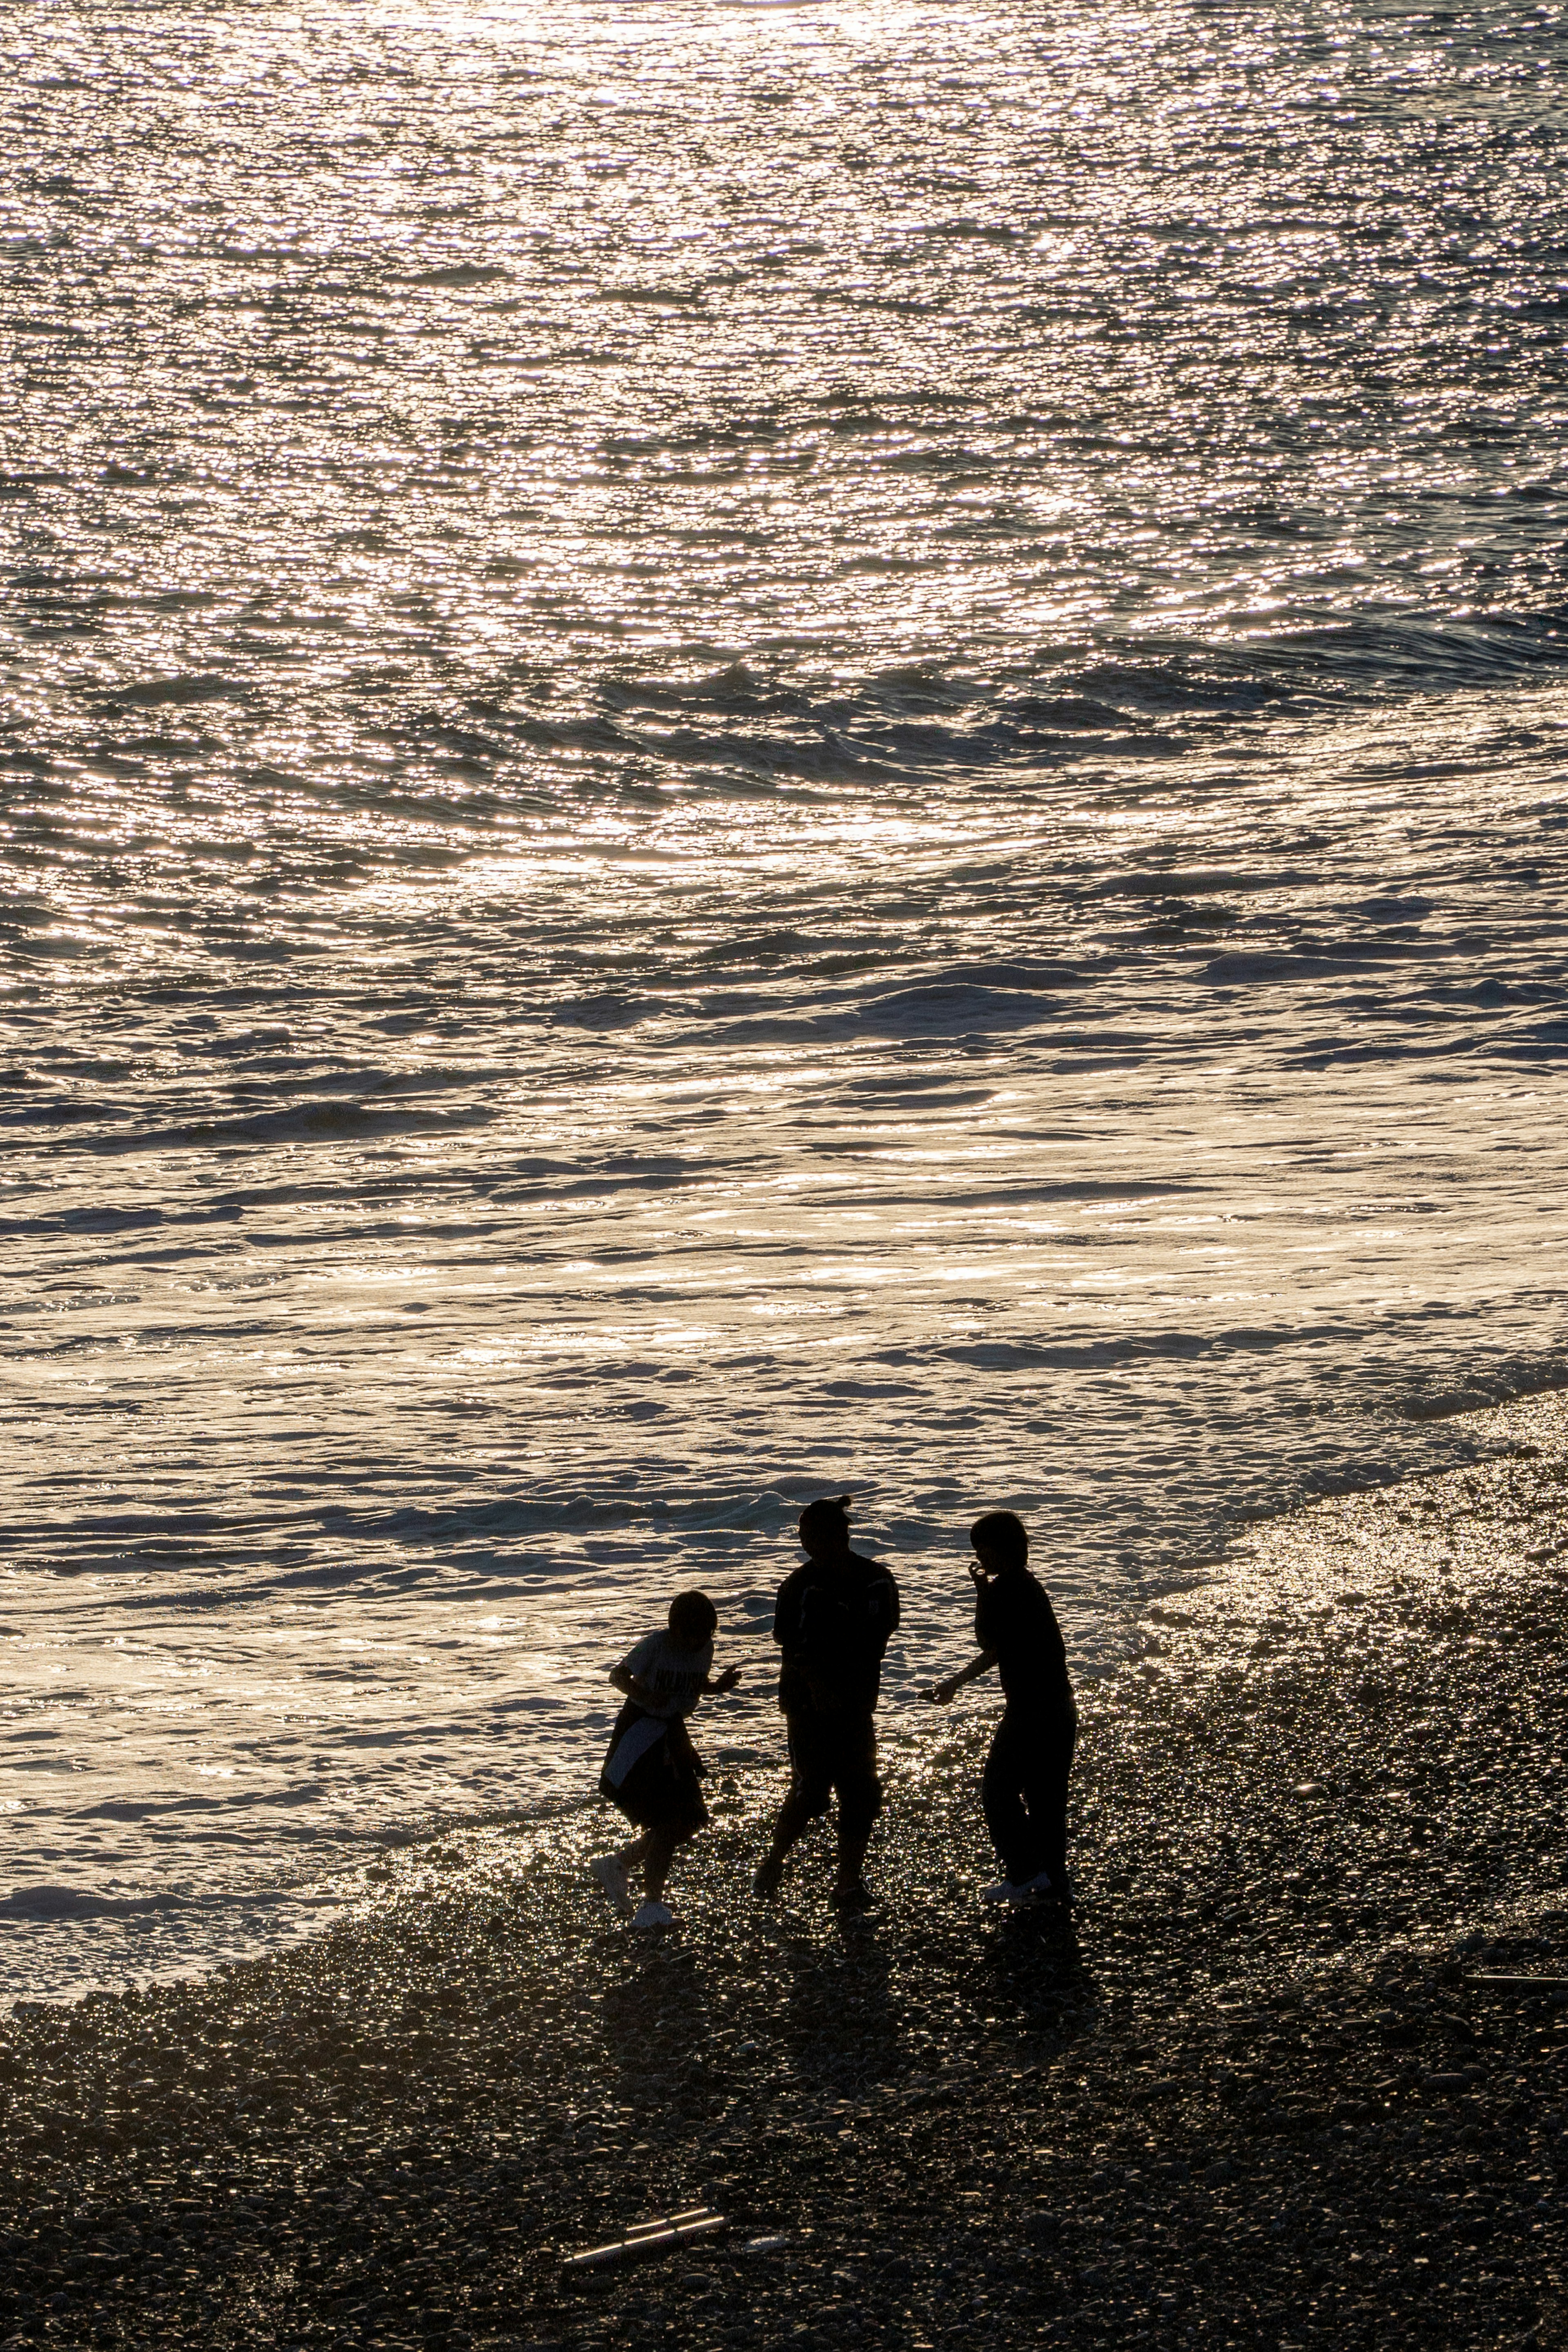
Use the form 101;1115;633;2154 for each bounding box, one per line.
3;0;1567;2000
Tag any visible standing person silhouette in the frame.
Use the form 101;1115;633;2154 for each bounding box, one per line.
923;1510;1076;1905
753;1495;900;1913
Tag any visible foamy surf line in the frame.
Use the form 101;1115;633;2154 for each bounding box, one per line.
7;1381;1565;2024
1;1392;1565;2349
346;1380;1568;1967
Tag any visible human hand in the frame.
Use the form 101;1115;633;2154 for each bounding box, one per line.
713;1664;742;1693
921;1677;957;1706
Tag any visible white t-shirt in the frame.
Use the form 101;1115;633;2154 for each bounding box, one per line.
620;1630;713;1720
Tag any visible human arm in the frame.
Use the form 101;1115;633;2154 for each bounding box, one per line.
609;1633;667;1710
772;1567;804;1654
609;1661;663;1707
704;1663;742;1695
921;1648;998;1706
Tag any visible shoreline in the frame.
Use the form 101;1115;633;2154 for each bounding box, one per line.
2;1390;1566;2348
11;1371;1561;2022
11;1369;1568;2019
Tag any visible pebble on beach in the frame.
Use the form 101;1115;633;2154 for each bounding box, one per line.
2;1390;1566;2351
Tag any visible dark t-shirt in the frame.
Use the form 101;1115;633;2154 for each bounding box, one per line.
773;1550;900;1715
975;1563;1074;1717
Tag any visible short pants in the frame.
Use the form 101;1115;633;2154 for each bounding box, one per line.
779;1703;882;1838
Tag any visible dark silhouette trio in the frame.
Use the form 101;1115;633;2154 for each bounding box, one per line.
592;1497;1076;1929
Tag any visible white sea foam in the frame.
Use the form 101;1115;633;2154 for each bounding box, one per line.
2;0;1566;2000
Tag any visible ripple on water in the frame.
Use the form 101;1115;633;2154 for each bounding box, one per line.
2;0;1566;1996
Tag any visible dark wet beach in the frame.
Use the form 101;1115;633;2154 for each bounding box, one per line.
2;1393;1565;2350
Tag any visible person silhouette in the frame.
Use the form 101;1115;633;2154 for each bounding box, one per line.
590;1590;742;1930
923;1510;1076;1905
753;1495;900;1913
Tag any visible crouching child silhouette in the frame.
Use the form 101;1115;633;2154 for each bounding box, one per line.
923;1510;1076;1906
591;1590;740;1930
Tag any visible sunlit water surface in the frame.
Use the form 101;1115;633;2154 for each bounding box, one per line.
3;0;1567;1998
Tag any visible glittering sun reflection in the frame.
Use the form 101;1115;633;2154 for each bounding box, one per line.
2;0;1567;1996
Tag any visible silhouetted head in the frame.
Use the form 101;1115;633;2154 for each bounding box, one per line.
970;1509;1028;1571
668;1589;718;1651
798;1493;853;1564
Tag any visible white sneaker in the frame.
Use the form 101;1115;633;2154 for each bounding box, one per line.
591;1853;631;1909
982;1876;1046;1907
632;1900;673;1929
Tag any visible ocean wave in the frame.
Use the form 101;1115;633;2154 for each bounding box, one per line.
1;1885;194;1922
554;615;1568;785
332;1488;808;1547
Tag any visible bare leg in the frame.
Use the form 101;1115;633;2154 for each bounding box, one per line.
643;1823;692;1903
833;1760;880;1907
614;1829;652;1875
762;1784;814;1866
835;1818;871;1891
754;1782;818;1892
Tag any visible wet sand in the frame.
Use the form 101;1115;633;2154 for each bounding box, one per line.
2;1391;1566;2350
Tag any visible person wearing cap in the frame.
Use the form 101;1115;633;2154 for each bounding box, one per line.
753;1494;900;1913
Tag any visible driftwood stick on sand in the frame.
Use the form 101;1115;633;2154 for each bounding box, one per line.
563;2207;727;2268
